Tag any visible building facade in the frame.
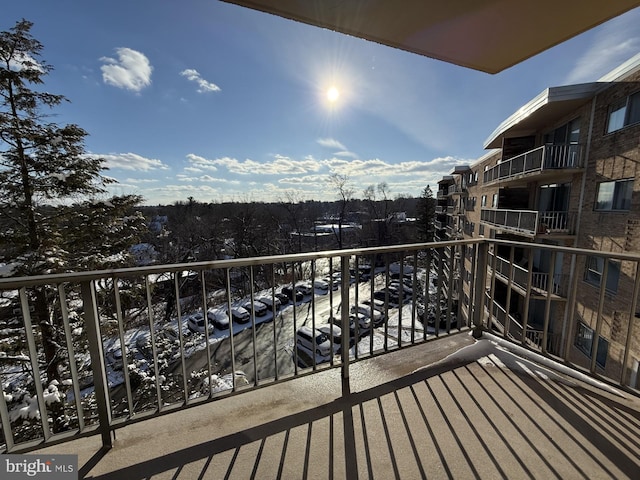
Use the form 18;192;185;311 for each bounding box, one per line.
439;54;640;385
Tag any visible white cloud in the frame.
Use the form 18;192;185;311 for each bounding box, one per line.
565;9;640;83
187;154;323;175
98;152;169;171
180;68;221;93
186;153;218;171
317;138;358;158
317;138;347;150
100;48;152;92
123;178;159;184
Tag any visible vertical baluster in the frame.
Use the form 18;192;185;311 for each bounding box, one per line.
622;261;640;386
57;284;84;432
113;278;134;416
81;280;112;448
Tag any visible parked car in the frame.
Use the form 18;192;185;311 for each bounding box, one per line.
275;292;290;305
281;286;303;302
374;288;400;304
227;306;251;324
187;312;214;333
351;303;385;326
241;299;267;316
313;279;329;291
362;298;387;313
296;325;332;357
208;309;230;330
295;281;313;295
255;295;281;312
316;323;345;352
329;314;370;337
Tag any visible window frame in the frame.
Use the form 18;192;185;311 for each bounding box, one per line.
584;255;620;294
575;321;608;368
594;178;633;212
606;91;640;133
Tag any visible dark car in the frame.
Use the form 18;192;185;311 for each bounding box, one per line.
281;286;303;302
275;292;290;306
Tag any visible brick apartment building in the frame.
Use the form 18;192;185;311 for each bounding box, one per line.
436;53;640;385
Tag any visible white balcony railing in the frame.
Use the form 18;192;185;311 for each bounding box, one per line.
481;209;576;236
489;252;569;297
483;144;584;184
1;239;639;454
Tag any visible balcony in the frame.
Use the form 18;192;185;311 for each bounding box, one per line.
483;144;584;186
1;240;639;478
489;251;569;297
447;184;467;196
481;209;576;237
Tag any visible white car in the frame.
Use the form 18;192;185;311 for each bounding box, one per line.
313;279;329;291
316;323;343;353
351;303;385;326
241;299;267;316
208;309;230;330
227;306;250;324
187;312;213;333
296;326;332;357
294;281;313;295
255;295;281;312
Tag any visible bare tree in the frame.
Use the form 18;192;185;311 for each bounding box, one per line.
328;173;354;249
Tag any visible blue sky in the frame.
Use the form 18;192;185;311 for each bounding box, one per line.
4;2;640;205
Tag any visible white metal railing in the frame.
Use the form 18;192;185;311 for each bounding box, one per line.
1;238;640;453
489;252;569;297
481;209;576;236
481;209;538;235
483;144;584;184
447;184;466;195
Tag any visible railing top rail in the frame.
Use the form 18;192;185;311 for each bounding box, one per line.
486;145;546;172
0;238;480;288
481;208;538;215
490;238;640;261
4;236;640;289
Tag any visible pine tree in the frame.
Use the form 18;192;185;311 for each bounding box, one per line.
416;185;436;242
0;20;146;387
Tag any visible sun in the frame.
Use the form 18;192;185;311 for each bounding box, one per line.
326;86;340;103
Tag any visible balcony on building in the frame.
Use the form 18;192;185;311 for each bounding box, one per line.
482;143;585;187
480;208;577;238
482;83;601;188
447;183;467;196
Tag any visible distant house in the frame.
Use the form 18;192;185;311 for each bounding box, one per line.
130;243;158;266
149;215;168;233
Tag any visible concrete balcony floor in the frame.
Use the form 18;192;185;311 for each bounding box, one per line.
36;332;640;479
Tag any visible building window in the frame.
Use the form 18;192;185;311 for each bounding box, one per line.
606;91;640;133
479;224;485;236
481;195;487;207
584;256;620;293
492;193;498;208
595;178;633;211
575;321;609;368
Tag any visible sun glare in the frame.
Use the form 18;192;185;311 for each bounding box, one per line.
327;86;340;103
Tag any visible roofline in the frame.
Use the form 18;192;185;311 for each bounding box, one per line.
483;83;600;148
483;53;640;149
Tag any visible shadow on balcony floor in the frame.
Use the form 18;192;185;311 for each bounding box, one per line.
38;333;640;479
